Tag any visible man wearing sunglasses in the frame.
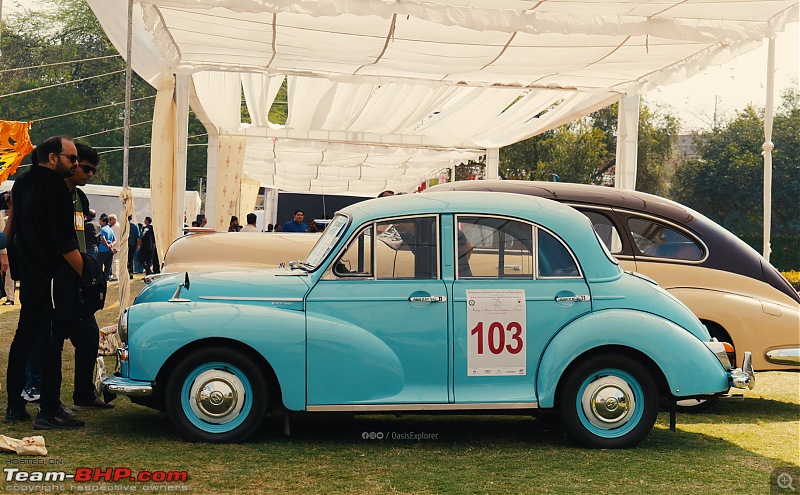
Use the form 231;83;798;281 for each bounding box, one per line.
4;136;85;430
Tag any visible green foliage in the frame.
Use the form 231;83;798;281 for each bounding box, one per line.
0;0;207;191
671;87;800;245
497;99;678;193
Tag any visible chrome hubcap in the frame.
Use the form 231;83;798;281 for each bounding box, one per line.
188;369;245;424
581;376;635;429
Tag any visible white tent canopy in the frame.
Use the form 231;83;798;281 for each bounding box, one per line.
86;0;797;248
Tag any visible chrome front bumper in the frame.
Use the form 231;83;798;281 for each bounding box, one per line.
103;374;153;397
729;351;756;390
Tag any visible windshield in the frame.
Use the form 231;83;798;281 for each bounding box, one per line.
302;214;350;269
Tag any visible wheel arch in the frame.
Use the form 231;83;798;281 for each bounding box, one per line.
553;345;670;411
155;337;284;413
535;309;730;408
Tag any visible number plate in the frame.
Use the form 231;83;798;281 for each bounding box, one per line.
466;290;526;376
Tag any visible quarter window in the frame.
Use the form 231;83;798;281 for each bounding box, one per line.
537;229;580;277
334;226;373;277
580;210;623;254
627;217;703;261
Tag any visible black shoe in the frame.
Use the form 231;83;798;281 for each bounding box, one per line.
2;300;14;306
3;407;31;424
72;398;115;411
34;410;85;430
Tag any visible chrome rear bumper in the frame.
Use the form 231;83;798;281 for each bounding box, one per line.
730;352;755;390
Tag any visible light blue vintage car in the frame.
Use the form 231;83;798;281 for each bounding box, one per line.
105;192;754;448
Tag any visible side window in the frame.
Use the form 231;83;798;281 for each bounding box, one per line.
538;229;580;278
334;226;373;277
627;217;703;261
375;216;438;279
580;210;624;254
457;217;534;279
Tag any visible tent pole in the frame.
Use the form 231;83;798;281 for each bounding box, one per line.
173;74;190;238
762;35;776;262
123;0;133;189
485;148;499;180
205;132;219;230
614;95;640;190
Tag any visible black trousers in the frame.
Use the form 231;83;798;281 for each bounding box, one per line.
67;307;100;404
6;283;64;413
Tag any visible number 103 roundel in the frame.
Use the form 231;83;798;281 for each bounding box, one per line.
467;290;526;376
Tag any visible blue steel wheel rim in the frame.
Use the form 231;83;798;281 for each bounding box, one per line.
575;368;644;439
181;362;253;434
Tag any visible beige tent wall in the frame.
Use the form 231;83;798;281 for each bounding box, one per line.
213;136;248;231
149;79;176;264
239;177;261;224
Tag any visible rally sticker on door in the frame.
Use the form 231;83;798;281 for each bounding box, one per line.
466;289;526;376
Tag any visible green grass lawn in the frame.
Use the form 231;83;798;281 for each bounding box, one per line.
0;279;797;494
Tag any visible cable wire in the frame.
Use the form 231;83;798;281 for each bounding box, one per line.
76;119;152;139
0;55;121;74
36;96;156;122
0;70;126;98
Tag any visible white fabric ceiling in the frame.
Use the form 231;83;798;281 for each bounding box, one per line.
87;0;798;194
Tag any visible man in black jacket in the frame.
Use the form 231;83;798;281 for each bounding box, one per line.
4;136;85;429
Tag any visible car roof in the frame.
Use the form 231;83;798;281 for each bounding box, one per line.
428;180;695;224
338;191;622;283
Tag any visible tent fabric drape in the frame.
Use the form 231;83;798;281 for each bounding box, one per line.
238;178;261;223
149;79;177;262
214;135;248;230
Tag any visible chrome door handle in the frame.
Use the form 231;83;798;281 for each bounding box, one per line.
555;295;590;302
409;296;447;303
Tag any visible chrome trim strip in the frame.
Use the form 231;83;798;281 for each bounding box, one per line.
197;296;303;302
765;348;800;366
306;402;538;412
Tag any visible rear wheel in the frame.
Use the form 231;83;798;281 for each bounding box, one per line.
560;355;658;448
166;348;268;443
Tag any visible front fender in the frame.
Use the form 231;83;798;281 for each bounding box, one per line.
536;309;729;408
127;302;306;410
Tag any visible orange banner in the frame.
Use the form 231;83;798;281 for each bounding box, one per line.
0;121;34;184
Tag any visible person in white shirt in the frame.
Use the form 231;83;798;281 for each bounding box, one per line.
240;213;259;233
107;214;121;280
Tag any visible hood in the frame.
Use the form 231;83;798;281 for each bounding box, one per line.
134;268;312;307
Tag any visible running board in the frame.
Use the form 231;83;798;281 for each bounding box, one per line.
306;402;538;412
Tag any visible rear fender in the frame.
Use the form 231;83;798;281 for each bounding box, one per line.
536;309;728;408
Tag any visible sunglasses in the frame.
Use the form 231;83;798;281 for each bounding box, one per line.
58;153;80;164
78;164;97;174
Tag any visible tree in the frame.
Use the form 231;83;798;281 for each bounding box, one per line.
0;0;208;191
498;99;679;193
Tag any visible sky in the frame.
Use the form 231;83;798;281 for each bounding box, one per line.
3;0;799;133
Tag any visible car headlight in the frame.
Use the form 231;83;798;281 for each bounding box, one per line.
118;308;129;344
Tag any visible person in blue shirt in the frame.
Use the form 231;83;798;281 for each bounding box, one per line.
282;210;309;233
97;215;116;282
126;216;140;279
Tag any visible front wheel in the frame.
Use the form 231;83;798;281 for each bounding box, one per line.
559;355;658;448
166;348;268;443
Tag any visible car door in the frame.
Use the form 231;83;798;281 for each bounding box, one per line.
306;215;450;406
450;215;592;404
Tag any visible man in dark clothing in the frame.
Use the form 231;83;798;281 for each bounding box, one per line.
65;143;113;410
126;216;140;279
4;136;85;429
138;216;159;275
